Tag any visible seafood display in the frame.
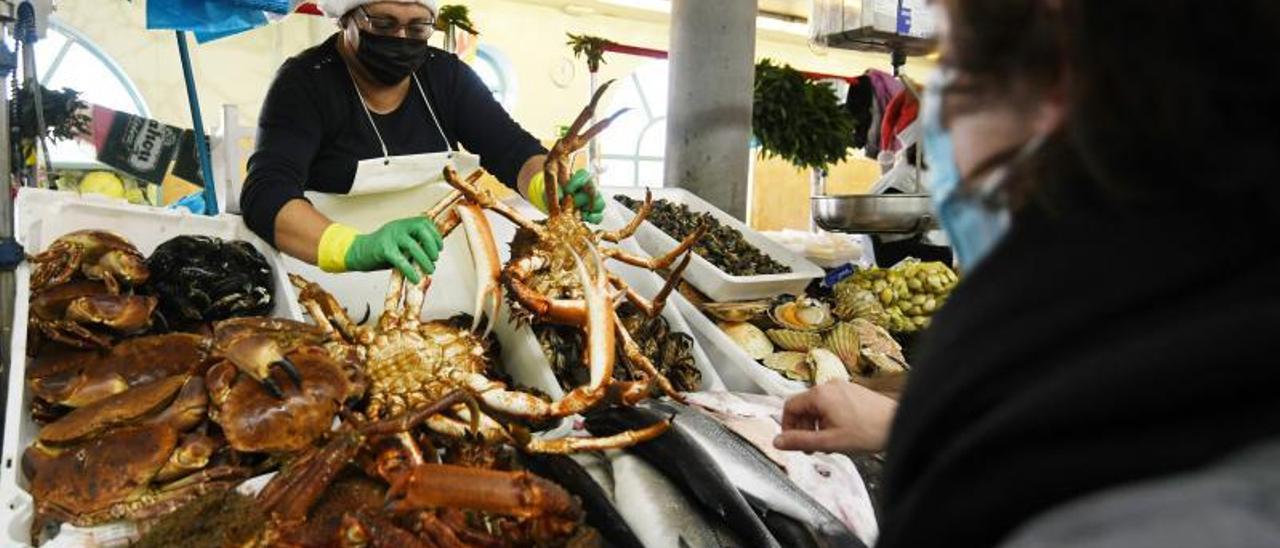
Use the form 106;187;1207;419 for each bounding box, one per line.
8;85;895;547
615;195;791;276
834;260;959;333
713;294;909;388
146;235;274;329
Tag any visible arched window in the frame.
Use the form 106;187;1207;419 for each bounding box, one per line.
598;59;668;187
470;44;516;110
34;20;149;167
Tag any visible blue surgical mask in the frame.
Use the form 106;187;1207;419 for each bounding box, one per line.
922;70;1040;270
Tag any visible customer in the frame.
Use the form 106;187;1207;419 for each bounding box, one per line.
775;1;1280;547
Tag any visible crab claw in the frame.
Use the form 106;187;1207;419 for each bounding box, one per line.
457;204;503;338
276;357;304;386
262;377;285;399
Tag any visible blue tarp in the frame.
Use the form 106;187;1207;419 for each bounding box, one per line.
146;0;294;42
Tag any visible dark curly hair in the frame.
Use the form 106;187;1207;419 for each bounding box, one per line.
941;0;1280;225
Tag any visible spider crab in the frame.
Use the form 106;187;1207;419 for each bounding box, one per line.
438;79;708;408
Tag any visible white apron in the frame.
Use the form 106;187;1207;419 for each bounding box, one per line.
284;74;482;320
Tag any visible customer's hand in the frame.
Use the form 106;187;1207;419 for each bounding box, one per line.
774;381;898;455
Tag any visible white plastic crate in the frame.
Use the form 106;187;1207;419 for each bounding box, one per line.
605;187;825;303
1;189;305;546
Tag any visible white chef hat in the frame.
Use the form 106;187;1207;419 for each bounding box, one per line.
316;0;438;19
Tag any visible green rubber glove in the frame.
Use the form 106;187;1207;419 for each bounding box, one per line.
529;169;606;224
565;169;607;224
343;217;442;284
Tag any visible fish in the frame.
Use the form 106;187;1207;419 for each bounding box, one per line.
646;400;866;548
585;407;780;548
571;451;616;501
685;391;880;545
611;451;742;548
522;452;645;548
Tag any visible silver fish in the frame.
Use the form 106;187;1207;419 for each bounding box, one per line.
645;400;864;548
611;451;743;548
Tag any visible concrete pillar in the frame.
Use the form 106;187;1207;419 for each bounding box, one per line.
664;0;757;220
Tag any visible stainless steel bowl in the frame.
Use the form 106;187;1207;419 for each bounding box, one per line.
812;194;938;234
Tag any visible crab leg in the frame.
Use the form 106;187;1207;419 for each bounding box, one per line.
616;321;685;402
597;188;654;243
31;318;113;349
386;463;583;525
607;251;693;318
503;258;589;325
604;222;708;271
443;166;545;236
291;273;361;342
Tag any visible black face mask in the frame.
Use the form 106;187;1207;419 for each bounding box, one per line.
354;30;430;85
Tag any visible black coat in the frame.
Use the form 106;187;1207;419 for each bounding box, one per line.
876;181;1280;548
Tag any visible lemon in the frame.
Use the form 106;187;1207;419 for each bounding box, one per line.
80;171;125;199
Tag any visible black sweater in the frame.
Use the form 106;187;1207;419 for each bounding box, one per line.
877;181;1280;547
240;35;545;245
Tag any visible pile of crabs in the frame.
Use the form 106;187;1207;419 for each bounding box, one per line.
19;84;709;547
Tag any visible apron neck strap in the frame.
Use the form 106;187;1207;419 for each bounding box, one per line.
412;74;454;154
343;66;457;165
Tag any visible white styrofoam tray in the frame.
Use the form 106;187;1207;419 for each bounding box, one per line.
1;189;305;546
604;187;825;303
489;199;725;399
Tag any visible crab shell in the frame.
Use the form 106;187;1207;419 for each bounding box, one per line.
64;294;157;333
207;346;358;454
24;376;210;520
28;333;212;409
33;230;150;291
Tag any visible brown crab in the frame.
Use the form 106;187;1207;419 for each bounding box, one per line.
438;80;708;412
27;333;212;413
206;317;365;454
28;279;157;350
28;230;150;293
24;375;250;534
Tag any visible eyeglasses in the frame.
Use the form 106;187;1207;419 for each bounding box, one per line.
355;7;435;40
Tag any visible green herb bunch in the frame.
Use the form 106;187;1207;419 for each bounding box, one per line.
753;59;857;171
435;5;479;35
567;33;611;73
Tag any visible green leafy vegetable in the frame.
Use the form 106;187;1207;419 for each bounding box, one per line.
753;59;857;171
435;5;479;35
567;33;611;73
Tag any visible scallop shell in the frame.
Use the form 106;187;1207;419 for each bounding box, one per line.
719;321;774;360
809;348;851;384
861;350;908;375
770;297;835;332
834;286;892;327
762;352;812;381
701;300;772;323
825;322;863;376
766;329;823;352
848;318;906;364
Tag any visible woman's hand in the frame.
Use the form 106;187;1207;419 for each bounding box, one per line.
526;169;606;224
774;381;898;455
318;217;443;284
